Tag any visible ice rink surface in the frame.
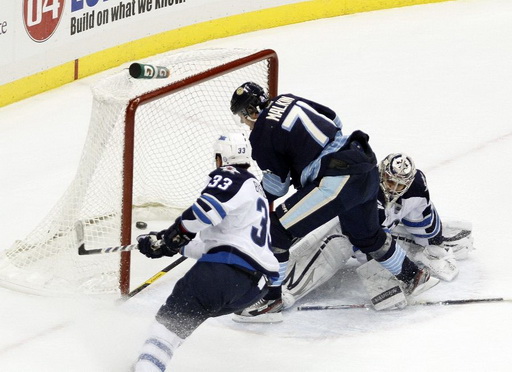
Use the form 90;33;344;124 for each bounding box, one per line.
1;0;512;371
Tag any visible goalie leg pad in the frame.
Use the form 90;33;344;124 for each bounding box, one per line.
282;218;352;308
356;259;407;311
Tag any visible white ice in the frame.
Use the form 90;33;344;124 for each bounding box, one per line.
1;0;512;371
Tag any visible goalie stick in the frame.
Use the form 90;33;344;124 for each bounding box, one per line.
394;229;471;245
297;297;512;311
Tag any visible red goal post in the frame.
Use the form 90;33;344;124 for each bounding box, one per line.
119;49;279;294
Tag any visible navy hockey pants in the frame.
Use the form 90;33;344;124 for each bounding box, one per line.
273;131;387;254
155;261;265;339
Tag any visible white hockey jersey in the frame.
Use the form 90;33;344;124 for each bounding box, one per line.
179;165;279;280
378;170;442;247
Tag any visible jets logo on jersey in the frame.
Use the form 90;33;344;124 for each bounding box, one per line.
220;166;240;175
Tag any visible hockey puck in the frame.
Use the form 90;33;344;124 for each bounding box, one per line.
135;221;148;230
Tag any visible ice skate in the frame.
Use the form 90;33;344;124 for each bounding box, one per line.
403;267;439;296
232;297;284;323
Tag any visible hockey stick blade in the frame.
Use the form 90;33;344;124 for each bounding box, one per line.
297;304;372;311
416;297;512;306
75;219;145;255
297;297;512;311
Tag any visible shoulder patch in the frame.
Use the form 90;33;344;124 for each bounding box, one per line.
219;165;240;175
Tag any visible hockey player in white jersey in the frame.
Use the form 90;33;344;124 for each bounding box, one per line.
322;153;471;310
132;133;279;372
374;153;473;280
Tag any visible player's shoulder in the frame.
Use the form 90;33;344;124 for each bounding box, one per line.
271;93;298;103
403;169;430;199
264;94;297;117
209;165;255;180
205;166;260;202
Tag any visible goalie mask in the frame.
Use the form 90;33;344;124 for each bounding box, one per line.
379;153;416;203
230;82;269;119
214;132;251;166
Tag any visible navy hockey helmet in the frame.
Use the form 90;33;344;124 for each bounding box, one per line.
379;153;416;203
230;82;269;118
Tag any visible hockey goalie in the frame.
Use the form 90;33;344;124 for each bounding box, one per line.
281;153;474;311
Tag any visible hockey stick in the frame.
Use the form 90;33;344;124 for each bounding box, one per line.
298;304;372;310
121;256;188;300
297;297;512;311
394;229;471;245
75;220;157;255
75;221;188;299
78;242;139;255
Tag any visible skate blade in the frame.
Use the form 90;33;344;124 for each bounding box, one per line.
231;312;284;324
411;276;440;296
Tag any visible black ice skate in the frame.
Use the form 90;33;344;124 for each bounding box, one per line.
232;298;284;323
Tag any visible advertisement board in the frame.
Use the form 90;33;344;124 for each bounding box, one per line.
0;0;452;107
0;0;304;86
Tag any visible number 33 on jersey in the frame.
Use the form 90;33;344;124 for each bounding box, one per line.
180;165;274;262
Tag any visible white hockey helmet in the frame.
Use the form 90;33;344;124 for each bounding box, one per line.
214;132;251;166
379;153;416;203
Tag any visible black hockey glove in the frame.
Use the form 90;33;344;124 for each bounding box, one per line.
159;218;196;252
137;232;169;259
137;219;195;259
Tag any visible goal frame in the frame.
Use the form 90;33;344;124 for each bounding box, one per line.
119;49;279;294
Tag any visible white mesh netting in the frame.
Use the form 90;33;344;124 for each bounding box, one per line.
0;48;275;295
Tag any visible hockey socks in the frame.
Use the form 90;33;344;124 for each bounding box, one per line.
133;321;184;372
376;239;409;277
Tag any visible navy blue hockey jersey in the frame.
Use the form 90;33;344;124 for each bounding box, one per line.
249;94;345;201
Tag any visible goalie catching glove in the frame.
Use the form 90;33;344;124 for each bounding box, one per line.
137;218;196;259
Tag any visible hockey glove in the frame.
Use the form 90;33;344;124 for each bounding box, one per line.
159;218;196;253
137;232;168;259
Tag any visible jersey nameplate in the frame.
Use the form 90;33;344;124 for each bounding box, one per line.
266;96;295;122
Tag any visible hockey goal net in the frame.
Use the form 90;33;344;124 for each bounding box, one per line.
0;48;278;296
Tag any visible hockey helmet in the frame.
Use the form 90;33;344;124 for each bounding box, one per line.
214;132;251;166
379;153;416;203
230;82;269;118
